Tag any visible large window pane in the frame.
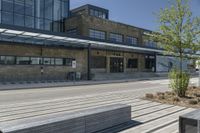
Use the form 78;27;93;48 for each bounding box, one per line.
127;59;138;68
25;0;34;16
44;0;53;20
2;11;13;25
0;56;6;65
61;0;69;18
6;56;15;65
35;0;44;18
89;29;106;40
54;0;61;21
55;58;63;65
14;0;24;14
110;33;123;43
14;14;24;26
16;57;30;65
35;18;44;30
44;19;53;31
126;36;138;45
2;0;13;12
30;57;42;65
25;16;34;28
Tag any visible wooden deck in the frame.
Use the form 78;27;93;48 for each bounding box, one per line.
0;92;195;133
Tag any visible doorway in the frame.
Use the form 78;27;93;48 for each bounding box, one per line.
110;57;124;73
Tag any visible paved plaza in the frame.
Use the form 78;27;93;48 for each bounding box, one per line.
0;78;198;132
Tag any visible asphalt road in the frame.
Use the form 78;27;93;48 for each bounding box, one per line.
0;78;198;105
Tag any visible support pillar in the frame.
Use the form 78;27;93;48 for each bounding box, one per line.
87;44;92;80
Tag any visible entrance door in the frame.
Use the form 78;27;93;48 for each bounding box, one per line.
110;57;124;73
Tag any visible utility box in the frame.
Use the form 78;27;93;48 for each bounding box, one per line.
179;110;200;133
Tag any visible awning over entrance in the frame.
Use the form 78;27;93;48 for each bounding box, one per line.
0;24;164;54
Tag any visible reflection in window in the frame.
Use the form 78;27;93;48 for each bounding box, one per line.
127;59;138;68
16;57;30;65
14;0;25;14
55;58;63;65
110;33;123;43
25;16;34;28
89;29;106;40
14;14;24;26
30;57;42;65
25;0;34;16
0;56;6;64
45;0;53;20
126;36;138;45
2;0;13;12
6;56;16;65
43;58;51;65
90;9;107;19
2;12;13;25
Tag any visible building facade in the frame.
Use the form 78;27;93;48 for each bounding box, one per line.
0;2;192;82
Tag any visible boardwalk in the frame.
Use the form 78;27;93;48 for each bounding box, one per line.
0;91;195;133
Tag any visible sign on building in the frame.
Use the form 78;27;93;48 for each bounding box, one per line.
72;60;77;69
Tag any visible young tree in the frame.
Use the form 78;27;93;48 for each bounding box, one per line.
150;0;200;96
151;0;200;72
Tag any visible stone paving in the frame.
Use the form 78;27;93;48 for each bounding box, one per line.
0;91;195;133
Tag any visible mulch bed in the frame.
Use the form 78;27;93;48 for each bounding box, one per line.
143;86;200;108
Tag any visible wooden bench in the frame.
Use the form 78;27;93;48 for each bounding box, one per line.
0;104;131;133
179;109;199;133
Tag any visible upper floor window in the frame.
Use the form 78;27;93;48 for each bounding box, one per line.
89;29;106;40
126;36;138;45
110;33;123;43
89;9;107;19
144;39;157;48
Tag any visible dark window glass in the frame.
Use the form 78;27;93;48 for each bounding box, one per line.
52;21;60;32
44;19;53;31
61;0;69;18
110;33;123;43
127;59;138;68
91;56;106;68
25;16;34;28
0;56;6;64
14;14;24;26
2;11;13;25
14;0;24;14
66;28;77;35
43;58;51;65
44;0;53;20
6;56;15;65
126;36;138;45
2;0;13;12
63;58;74;66
145;56;155;69
16;57;30;65
89;29;106;40
25;0;34;16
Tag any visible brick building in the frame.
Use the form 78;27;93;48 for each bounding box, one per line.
0;1;191;82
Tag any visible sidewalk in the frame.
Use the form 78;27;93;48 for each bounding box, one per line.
0;76;168;91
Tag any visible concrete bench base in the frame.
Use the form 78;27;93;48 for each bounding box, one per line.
179;109;200;133
0;104;131;133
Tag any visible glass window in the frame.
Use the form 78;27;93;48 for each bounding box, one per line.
16;57;30;65
35;0;44;18
2;11;13;25
35;18;44;30
30;57;41;65
0;56;6;64
6;56;16;65
54;0;61;21
43;58;51;65
50;58;55;65
89;29;106;40
63;58;74;66
66;28;77;35
61;0;69;18
127;59;138;68
110;33;123;43
25;0;34;16
44;19;53;31
55;58;63;65
44;0;53;20
14;14;24;26
126;36;138;45
25;16;34;28
14;0;24;14
2;0;13;12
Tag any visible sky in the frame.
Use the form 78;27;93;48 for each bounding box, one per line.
70;0;200;31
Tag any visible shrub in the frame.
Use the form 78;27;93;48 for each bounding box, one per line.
169;69;190;97
172;97;180;102
146;93;154;99
188;99;198;105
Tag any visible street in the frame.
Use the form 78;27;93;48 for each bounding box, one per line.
0;78;198;105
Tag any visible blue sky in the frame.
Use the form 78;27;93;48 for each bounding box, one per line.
71;0;200;31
